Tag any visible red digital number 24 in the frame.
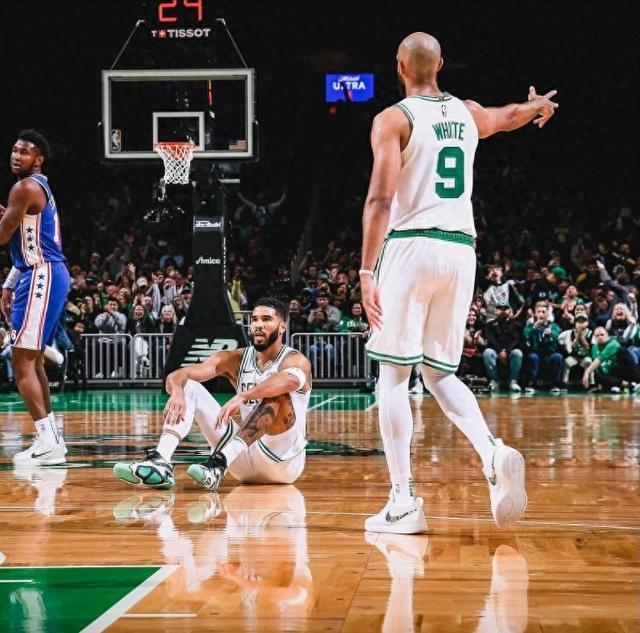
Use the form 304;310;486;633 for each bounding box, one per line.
158;0;203;23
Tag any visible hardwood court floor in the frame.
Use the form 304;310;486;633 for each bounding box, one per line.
0;390;638;632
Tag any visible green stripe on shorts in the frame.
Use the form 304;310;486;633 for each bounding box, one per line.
422;355;458;374
258;439;283;463
387;228;474;247
367;349;423;366
374;238;390;283
214;422;234;452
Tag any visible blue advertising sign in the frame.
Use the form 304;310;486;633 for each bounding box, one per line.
325;73;374;102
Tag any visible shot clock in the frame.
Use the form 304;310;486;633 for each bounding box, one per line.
147;0;214;40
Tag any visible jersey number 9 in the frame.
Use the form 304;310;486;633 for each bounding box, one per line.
435;146;465;199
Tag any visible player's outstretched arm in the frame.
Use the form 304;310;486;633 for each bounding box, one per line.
163;349;241;425
465;86;558;139
0;179;41;244
216;353;312;428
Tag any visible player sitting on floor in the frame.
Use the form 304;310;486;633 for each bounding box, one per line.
113;297;312;490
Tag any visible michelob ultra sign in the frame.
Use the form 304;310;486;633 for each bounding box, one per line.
325;73;374;102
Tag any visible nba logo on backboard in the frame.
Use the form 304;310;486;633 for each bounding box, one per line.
111;129;122;152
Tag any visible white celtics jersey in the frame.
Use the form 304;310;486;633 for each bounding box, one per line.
390;94;479;236
236;344;310;428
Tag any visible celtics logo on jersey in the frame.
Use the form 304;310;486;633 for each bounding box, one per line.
240;381;260;406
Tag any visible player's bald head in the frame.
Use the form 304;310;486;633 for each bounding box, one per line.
397;32;442;82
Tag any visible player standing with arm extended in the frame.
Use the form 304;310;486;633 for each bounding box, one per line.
360;32;558;533
0;130;71;466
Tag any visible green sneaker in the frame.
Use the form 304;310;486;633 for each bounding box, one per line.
113;449;175;489
186;452;227;491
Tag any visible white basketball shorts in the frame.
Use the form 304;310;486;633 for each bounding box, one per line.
366;229;476;373
212;421;306;485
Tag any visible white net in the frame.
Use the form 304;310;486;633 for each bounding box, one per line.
154;141;195;184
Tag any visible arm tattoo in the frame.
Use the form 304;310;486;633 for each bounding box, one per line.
280;395;296;430
236;403;276;446
235;394;296;446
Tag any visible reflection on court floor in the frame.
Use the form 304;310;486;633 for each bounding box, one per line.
0;390;638;631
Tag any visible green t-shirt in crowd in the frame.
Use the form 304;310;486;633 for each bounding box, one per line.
591;338;621;374
523;321;561;354
338;315;367;333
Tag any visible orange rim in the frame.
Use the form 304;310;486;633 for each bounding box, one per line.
154;141;195;156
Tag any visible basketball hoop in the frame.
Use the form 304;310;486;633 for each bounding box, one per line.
154;141;195;184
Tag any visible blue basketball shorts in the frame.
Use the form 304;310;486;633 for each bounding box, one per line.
10;262;70;351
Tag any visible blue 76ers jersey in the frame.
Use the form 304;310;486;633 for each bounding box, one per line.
9;173;65;270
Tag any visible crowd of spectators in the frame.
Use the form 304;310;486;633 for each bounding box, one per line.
288;206;640;395
2;190;640;395
0;168;300;384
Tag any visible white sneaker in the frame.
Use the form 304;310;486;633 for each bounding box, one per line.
55;436;68;456
489;380;500;391
13;437;67;467
524;387;536;395
550;387;561;395
509;380;521;393
364;494;428;534
484;439;527;528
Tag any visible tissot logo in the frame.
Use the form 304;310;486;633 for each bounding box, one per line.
151;28;212;39
196;256;221;265
181;338;239;365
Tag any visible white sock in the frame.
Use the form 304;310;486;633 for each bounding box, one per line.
156;379;225;462
220;436;248;467
48;412;63;438
36;416;59;446
378;364;415;504
420;365;496;472
156;433;181;462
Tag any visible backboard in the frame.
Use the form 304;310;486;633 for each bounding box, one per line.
102;68;255;160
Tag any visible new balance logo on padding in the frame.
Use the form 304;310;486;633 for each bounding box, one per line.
181;338;239;365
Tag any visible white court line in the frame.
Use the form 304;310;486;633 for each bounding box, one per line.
0;579;34;583
0;507;635;531
308;396;341;411
81;565;178;633
364;398;378;411
302;510;640;531
121;613;197;618
0;565;168;569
